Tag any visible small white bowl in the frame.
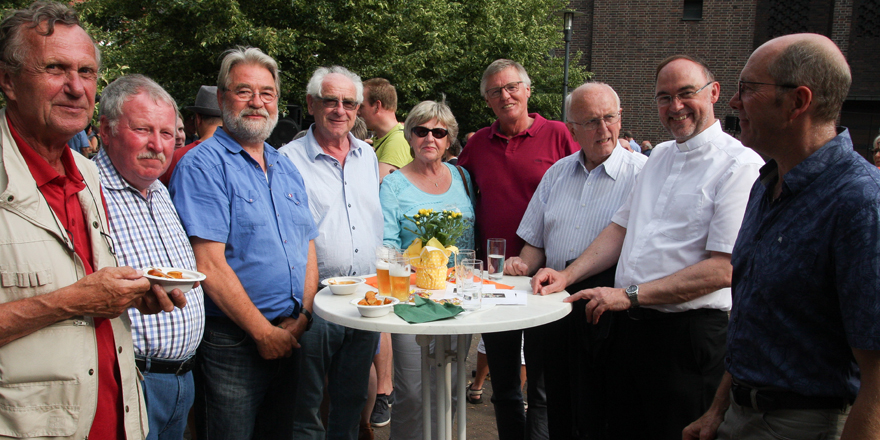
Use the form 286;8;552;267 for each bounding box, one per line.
143;267;205;293
351;296;399;318
322;277;366;295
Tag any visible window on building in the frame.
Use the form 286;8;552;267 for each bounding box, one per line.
683;0;703;20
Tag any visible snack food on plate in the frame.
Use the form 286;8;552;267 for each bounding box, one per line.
358;291;393;306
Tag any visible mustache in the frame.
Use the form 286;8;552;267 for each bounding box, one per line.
137;151;166;162
240;107;270;118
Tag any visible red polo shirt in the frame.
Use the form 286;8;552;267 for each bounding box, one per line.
458;113;579;259
159;139;201;187
9;116;125;439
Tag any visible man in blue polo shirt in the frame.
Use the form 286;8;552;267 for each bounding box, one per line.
170;46;319;439
684;33;880;440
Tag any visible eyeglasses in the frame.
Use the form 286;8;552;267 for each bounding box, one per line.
486;81;524;99
227;88;278;104
411;126;449;139
319;96;359;111
738;80;798;97
570;111;622;131
654;81;716;106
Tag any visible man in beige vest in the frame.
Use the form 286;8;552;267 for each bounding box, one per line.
0;2;184;439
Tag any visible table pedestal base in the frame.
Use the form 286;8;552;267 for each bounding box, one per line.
416;334;469;440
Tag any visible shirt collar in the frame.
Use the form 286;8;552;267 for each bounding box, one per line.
675;119;722;152
760;127;853;196
302;124;365;162
7;113;84;188
575;144;627;180
215;125;280;167
489;113;545;139
93;148;163;196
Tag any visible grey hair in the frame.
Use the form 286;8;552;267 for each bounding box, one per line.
403;98;459;145
305;66;364;104
0;1;100;76
766;39;851;123
874;134;880;151
99;74;177;136
565;82;620;122
217;46;280;94
480;59;532;98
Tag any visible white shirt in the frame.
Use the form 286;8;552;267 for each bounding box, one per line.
279;126;384;279
611;121;763;312
517;146;646;270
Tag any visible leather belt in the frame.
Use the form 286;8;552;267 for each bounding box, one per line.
731;381;849;412
136;356;196;376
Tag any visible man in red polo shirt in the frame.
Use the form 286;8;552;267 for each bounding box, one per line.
457;58;579;440
0;2;183;439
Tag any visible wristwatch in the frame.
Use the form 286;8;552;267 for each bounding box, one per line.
625;285;640;308
301;309;314;331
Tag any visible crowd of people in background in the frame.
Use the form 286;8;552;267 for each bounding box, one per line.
2;2;880;440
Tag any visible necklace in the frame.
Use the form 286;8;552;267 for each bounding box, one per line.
421;168;447;188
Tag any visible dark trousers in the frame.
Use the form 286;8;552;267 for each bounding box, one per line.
482;329;546;440
603;307;728;440
193;317;300;440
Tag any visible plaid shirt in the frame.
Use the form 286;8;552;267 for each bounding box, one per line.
95;150;204;360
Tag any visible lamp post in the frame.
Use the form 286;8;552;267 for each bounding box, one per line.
555;9;583;122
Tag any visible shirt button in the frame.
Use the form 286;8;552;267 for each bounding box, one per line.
288;194;292;197
249;199;253;202
118;346;123;353
92;221;99;229
348;204;352;208
355;249;358;253
291;266;295;270
125;405;130;413
581;203;585;207
6;195;13;202
284;240;288;243
89;369;94;375
576;226;580;229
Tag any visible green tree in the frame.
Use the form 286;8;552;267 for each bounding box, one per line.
2;0;591;133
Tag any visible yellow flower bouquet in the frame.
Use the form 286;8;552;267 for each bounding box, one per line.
402;209;466;289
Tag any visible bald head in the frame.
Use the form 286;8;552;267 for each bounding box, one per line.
755;33;850;123
565;82;622;170
565;82;620;122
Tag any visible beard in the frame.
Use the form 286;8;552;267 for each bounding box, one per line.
221;102;279;145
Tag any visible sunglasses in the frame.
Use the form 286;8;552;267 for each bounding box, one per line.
411;126;449;139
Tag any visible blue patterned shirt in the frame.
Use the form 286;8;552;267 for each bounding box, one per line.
728;129;880;401
95;149;204;361
170;128;318;320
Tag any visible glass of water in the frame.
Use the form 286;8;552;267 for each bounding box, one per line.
455;249;476;286
486;238;506;281
458;258;483;311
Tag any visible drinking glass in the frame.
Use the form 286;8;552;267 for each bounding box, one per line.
455;249;476;288
458;258;483;311
486;238;506;281
388;255;412;302
375;246;399;297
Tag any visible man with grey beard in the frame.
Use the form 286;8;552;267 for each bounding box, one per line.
170;46;319;439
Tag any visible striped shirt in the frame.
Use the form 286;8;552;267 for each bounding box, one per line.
95;150;204;361
517;146;646;270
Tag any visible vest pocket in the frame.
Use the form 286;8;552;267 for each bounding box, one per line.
0;319;88;437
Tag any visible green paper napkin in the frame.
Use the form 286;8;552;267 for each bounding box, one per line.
394;295;464;323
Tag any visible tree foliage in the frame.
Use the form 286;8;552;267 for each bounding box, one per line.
1;0;591;133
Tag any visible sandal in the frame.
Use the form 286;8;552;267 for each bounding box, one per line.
466;383;483;404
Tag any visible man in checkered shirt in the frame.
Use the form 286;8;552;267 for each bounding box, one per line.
94;74;204;440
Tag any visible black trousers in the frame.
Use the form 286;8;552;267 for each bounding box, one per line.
602;307;728;440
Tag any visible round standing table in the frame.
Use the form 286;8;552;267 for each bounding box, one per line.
313;275;571;440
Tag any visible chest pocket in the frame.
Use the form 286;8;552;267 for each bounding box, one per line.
660;193;704;241
281;190;313;229
233;189;266;228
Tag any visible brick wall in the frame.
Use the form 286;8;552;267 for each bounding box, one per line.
569;0;757;145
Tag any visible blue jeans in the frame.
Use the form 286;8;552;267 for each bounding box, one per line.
482;329;549;440
193;317;300;440
140;369;195;440
292;314;379;440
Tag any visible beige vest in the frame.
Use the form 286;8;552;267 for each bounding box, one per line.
0;109;147;439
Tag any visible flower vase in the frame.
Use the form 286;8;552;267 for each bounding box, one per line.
415;250;450;290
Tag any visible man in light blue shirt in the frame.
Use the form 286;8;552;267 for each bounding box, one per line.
279;66;382;440
505;82;646;438
170;47;319;440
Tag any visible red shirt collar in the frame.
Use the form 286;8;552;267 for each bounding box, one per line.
6;113;85;188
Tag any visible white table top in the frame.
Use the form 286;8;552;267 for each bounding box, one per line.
314;275;571;335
